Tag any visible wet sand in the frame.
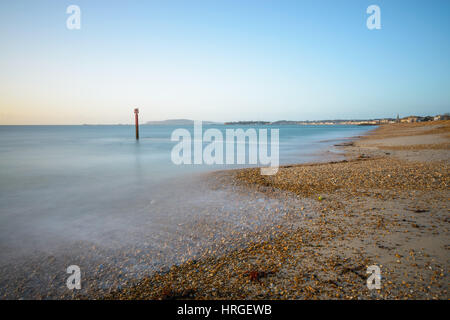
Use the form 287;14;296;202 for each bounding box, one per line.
106;121;449;300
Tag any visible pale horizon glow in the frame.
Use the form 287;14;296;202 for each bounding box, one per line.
0;0;449;125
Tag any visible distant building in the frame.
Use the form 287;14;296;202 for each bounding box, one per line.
434;114;450;121
401;116;419;123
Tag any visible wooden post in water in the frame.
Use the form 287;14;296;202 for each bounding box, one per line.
134;108;139;140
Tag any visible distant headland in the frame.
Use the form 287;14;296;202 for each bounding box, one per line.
224;114;449;126
144;119;221;125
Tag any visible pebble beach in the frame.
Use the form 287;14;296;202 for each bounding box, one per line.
103;121;449;300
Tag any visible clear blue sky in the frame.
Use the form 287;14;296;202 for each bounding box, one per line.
0;0;449;124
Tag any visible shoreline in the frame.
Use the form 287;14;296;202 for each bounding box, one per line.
103;121;449;300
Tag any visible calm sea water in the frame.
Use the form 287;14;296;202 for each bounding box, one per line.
0;124;373;297
0;124;373;253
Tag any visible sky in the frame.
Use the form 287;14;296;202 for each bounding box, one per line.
0;0;449;124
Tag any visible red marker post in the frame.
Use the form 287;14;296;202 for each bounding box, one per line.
134;108;139;140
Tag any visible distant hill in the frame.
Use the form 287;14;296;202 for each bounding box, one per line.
145;119;222;125
224;121;271;125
